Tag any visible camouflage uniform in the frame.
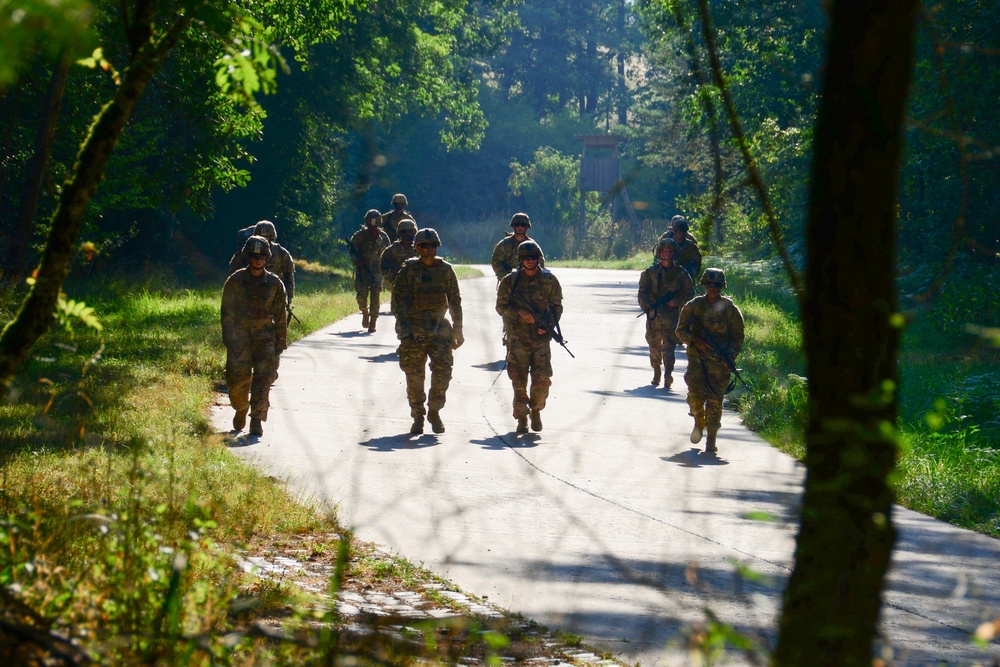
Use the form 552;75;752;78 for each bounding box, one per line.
230;242;295;303
638;261;694;386
656;231;702;280
380;208;413;243
675;295;745;431
350;225;390;323
496;267;563;423
392;257;463;421
491;234;544;281
380;239;418;289
221;267;288;425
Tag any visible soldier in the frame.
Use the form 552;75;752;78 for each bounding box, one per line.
381;193;412;243
350;209;391;332
392;228;464;434
221;235;288;436
491;212;543;282
496;240;563;434
638;238;695;388
230;220;295;307
676;268;745;454
666;216;702;280
380;217;418;294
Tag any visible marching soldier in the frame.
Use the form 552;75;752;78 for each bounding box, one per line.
380;217;419;294
392;228;464;434
638;238;694;388
230;220;295;307
222;235;288;436
491;212;542;282
496;240;563;434
676;268;745;454
381;193;412;243
350;209;391;332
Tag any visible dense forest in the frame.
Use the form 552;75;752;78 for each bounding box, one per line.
1;0;996;271
1;0;998;664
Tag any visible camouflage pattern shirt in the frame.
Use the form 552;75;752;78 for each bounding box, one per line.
491;234;544;281
350;227;390;280
380;209;412;243
496;269;563;343
393;258;463;339
675;238;702;281
380;241;419;285
221;268;288;350
676;295;745;366
229;242;296;303
638;262;695;316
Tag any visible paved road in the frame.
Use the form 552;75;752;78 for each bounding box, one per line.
212;267;1000;666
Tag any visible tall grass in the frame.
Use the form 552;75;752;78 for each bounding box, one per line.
0;265;360;663
634;253;999;537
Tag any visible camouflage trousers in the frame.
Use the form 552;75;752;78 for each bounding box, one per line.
225;330;277;421
684;353;731;429
355;270;383;314
398;329;453;418
645;311;680;373
505;337;553;419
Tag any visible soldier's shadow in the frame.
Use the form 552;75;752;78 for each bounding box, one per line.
622;384;681;399
331;331;369;338
360;434;438;451
663;448;729;468
471;434;539;450
224;432;261;448
362;352;398;363
472;360;506;372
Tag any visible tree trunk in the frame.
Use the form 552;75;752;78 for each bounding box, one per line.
0;8;193;396
5;53;72;278
775;0;919;664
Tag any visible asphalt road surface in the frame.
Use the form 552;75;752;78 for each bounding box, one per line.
212;267;1000;666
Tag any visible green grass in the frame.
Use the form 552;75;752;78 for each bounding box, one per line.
552;253;1000;537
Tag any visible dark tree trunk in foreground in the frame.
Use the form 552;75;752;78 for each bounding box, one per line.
775;0;919;664
0;5;193;396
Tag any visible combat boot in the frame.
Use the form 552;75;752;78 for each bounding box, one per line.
428;410;445;434
249;417;263;436
516;416;529;434
705;428;719;453
410;416;424;434
651;367;661;386
530;409;543;432
368;314;377;333
690;421;704;444
361;308;370;329
663;374;673;389
233;408;248;431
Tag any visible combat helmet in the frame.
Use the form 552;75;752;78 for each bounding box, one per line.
516;239;543;260
253;220;277;241
396;218;417;234
510;212;531;229
391;193;408;207
700;268;726;288
364;209;382;225
242;235;272;260
656;237;679;256
671;215;689;233
414;228;441;247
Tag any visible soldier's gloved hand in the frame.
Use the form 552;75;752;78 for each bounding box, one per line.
399;327;413;341
451;327;465;350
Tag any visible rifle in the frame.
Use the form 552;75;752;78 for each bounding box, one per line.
637;289;677;319
287;305;301;325
345;236;378;283
690;315;751;392
508;291;574;358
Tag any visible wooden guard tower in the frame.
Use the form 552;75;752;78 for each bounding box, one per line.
575;134;639;237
